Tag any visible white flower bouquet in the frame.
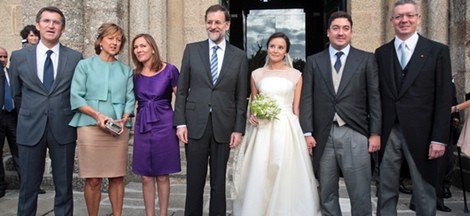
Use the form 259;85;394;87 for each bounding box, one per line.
249;93;281;120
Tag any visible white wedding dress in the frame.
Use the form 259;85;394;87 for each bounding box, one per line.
232;67;321;216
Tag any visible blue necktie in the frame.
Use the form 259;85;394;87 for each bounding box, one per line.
4;72;13;112
334;51;344;73
400;42;409;69
210;46;219;84
43;50;54;91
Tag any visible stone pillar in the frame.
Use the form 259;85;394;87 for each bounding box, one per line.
466;0;470;94
426;0;448;44
350;0;384;52
82;0;129;63
149;0;167;61
129;0;149;41
448;0;467;101
167;0;185;68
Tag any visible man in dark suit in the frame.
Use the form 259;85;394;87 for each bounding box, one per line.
174;4;248;216
300;11;381;216
375;1;453;215
9;6;82;216
0;48;20;198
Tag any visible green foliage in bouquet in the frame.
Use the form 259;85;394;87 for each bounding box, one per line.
249;93;281;120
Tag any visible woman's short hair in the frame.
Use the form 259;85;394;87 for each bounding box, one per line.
20;25;40;41
94;23;127;55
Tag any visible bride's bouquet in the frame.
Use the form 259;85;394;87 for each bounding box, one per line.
249;93;281;120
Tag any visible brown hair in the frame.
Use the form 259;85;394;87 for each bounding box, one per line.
131;33;164;75
94;23;127;55
205;4;230;22
36;6;66;28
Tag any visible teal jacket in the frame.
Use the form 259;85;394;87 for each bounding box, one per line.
69;56;135;127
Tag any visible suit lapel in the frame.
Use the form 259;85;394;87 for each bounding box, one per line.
217;43;232;85
317;50;336;96
197;42;212;85
399;36;428;98
337;47;359;95
52;44;68;92
25;46;48;94
381;41;400;97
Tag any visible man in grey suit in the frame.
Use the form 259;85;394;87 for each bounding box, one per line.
174;4;248;216
300;11;381;216
9;6;82;216
375;1;453;215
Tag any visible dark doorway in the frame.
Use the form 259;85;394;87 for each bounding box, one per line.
225;0;346;63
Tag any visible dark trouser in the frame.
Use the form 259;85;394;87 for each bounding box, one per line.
318;124;372;216
17;126;76;216
378;125;436;216
436;142;455;204
0;110;19;192
184;115;230;216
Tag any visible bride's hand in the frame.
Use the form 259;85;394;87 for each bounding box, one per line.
248;114;258;126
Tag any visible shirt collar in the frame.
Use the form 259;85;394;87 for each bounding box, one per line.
37;41;60;55
208;39;226;52
394;32;419;51
329;44;350;58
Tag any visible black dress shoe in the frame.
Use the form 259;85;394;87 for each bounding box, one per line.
443;187;452;199
0;190;5;198
38;188;46;194
399;183;412;194
437;204;452;212
409;203;415;211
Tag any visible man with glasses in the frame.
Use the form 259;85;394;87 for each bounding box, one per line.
375;0;453;215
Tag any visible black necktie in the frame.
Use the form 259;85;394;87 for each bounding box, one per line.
43;50;54;91
334;51;344;73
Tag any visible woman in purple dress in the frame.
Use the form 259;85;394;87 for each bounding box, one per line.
131;33;181;216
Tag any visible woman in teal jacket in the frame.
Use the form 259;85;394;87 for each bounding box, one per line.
69;23;134;216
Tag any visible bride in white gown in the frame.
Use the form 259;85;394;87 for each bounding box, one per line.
232;32;321;216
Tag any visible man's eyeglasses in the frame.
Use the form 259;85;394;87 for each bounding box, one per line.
391;13;419;20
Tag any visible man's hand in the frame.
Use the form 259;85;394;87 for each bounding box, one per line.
176;127;188;144
428;143;445;160
368;135;381;153
304;136;316;155
229;132;242;148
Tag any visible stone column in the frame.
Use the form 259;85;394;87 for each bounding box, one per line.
448;0;467;100
350;0;384;52
427;0;448;44
149;0;167;60
129;0;149;42
82;0;129;63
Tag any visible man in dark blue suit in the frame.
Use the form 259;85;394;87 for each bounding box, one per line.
10;7;82;215
0;48;20;198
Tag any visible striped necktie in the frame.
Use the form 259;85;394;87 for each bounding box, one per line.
210;46;219;84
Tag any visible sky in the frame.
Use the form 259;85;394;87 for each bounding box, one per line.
246;9;306;61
